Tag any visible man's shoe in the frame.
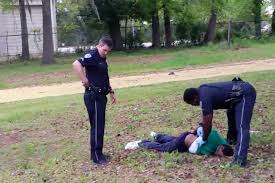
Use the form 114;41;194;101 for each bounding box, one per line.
230;159;247;168
99;154;110;162
93;158;109;165
125;140;142;150
150;131;158;139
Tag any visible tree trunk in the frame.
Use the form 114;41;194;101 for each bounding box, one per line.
151;0;160;48
227;20;232;47
19;0;30;60
253;0;262;38
124;17;128;49
272;9;275;35
108;17;123;50
204;9;217;44
42;0;55;64
163;3;172;47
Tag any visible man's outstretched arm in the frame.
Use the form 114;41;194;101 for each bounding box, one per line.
202;114;213;141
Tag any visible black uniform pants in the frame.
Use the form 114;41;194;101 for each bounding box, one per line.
226;83;256;162
84;91;107;161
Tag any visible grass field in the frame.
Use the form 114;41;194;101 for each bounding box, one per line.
0;70;274;182
0;38;275;89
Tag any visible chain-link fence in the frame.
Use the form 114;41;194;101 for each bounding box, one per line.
0;32;58;62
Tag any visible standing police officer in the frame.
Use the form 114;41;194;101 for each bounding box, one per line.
73;36;117;165
183;78;256;167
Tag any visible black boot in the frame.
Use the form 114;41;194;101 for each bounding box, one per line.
230;158;247;167
92;153;109;165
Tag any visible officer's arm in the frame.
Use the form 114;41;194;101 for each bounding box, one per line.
72;60;89;87
202;114;213;141
108;83;117;104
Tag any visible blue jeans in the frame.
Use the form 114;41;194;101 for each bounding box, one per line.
139;132;190;153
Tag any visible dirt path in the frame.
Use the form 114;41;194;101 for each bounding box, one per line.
1;59;275;103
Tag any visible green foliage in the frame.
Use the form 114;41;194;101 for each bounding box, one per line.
225;0;254;21
0;0;15;11
94;0;136;21
174;3;206;43
57;0;87;45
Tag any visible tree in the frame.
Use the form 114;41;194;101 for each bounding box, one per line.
271;0;275;34
252;0;263;38
162;0;172;47
272;9;275;34
19;0;30;60
42;0;54;64
151;0;160;48
204;8;217;44
201;0;226;44
134;0;162;47
93;0;137;50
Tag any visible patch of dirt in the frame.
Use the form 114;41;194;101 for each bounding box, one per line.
0;130;20;147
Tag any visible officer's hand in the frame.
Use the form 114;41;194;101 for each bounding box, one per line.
197;127;204;137
82;78;89;88
197;136;206;147
110;93;117;104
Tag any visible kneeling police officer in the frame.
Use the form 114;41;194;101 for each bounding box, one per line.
183;78;256;167
73;36;117;165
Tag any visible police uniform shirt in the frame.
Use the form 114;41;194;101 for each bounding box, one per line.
78;48;110;88
199;81;234;116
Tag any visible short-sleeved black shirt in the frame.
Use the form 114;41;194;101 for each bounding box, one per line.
199;81;234;116
78;48;110;88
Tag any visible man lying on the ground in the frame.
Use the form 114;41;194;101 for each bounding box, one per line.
125;128;233;157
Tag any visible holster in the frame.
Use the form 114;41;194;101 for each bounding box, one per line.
225;77;244;106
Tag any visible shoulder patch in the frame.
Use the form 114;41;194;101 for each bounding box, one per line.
84;53;92;58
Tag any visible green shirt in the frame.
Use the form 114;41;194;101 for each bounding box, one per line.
196;128;227;155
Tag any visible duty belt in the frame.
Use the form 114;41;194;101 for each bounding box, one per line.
86;84;110;95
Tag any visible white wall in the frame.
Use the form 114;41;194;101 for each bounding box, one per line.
0;0;57;61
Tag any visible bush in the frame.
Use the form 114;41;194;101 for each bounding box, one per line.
215;28;227;43
175;21;205;45
190;23;206;44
